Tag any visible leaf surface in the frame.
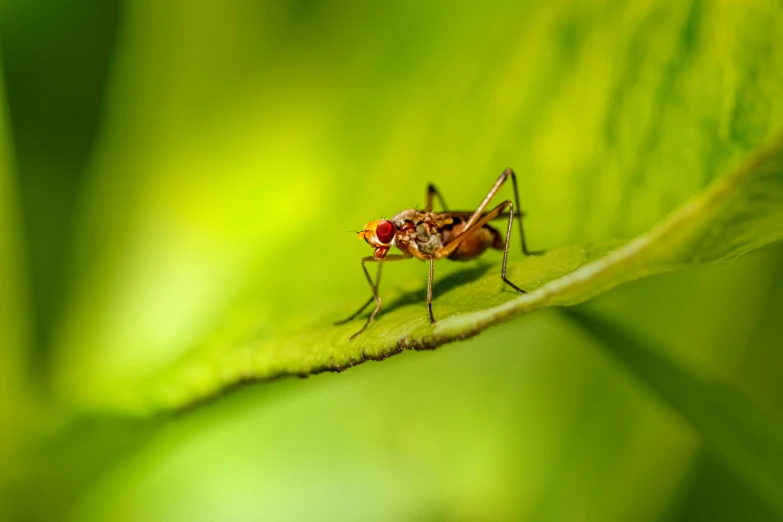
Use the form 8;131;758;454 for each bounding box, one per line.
43;0;783;415
111;139;783;413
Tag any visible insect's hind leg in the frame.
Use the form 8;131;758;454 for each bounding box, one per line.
501;202;527;293
501;168;544;256
467;168;542;256
439;198;528;294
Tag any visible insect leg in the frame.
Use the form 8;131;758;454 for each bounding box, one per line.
501;202;526;293
340;254;410;340
442;200;510;255
334;262;382;325
465;168;542;256
426;183;449;212
506;169;545;256
440;200;527;294
427;256;436;324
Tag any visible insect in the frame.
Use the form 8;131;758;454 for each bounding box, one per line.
336;168;540;339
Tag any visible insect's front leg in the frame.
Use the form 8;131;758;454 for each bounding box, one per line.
338;254;409;340
334;262;381;326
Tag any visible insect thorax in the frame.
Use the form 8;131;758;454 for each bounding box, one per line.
392;209;443;256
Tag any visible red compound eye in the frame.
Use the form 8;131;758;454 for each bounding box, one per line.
376;220;396;244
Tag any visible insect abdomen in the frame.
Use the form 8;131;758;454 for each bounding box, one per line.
443;223;503;261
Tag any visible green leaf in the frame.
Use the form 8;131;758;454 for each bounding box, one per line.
45;0;783;415
91;137;783;414
564;307;783;517
18;250;783;522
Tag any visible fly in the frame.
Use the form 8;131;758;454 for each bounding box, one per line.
336;168;541;339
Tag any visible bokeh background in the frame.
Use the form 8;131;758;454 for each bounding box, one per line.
2;0;783;521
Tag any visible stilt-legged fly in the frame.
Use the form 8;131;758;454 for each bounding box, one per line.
336;168;540;339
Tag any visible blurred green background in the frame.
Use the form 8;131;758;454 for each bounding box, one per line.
2;0;783;520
